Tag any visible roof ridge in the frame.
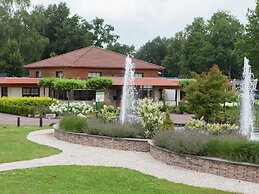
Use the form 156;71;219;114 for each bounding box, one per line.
92;46;164;69
68;46;93;67
24;46;92;68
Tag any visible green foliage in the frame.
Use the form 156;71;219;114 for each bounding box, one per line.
205;137;259;164
154;130;259;164
53;78;86;90
98;105;120;122
0;125;60;164
91;17;119;48
106;42;135;55
38;77;56;88
186;117;239;135
85;77;113;89
153;130;210;155
161;110;174;131
0;97;57;107
137;98;165;138
243;0;259;77
0;97;57;116
183;65;237;122
135;36;169;66
59;115;88;133
178;79;196;88
0;166;231;194
82;119;145;138
162;32;187;76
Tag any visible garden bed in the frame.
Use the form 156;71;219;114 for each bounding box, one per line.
149;141;259;183
54;129;150;152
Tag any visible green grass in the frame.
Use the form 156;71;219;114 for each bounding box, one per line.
0;165;233;194
0;125;60;163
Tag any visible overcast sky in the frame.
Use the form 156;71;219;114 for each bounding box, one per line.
31;0;257;48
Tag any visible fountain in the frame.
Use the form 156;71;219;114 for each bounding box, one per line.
240;57;258;140
119;56;138;124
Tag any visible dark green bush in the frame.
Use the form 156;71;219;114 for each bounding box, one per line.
153;130;259;164
0;103;48;116
83;119;145;138
59;115;87;133
204;137;259;164
153;130;211;155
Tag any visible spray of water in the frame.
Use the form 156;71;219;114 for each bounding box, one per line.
240;57;256;139
119;56;138;124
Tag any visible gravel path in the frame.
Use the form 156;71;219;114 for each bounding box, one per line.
0;129;258;194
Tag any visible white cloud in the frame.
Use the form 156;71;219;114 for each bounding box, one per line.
31;0;257;48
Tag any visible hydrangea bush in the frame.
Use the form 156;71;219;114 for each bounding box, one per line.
98;105;120;122
186;117;238;135
137;98;165;138
49;102;94;116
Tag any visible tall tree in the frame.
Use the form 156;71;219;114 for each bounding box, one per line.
207;11;244;78
90;17;119;48
135;36;169;66
162;32;187;77
183;17;213;74
106;43;135;55
243;0;259;77
41;2;92;58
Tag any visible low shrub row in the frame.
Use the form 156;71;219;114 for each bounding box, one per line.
153;130;259;164
59;116;145;138
0;97;57;107
0;103;49;116
0;97;56;116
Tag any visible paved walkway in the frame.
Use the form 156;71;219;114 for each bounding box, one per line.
0;112;193;126
0;112;58;126
0;129;258;194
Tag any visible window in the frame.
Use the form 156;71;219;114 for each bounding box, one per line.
1;87;8;97
74;90;96;101
22;88;40;97
88;72;101;78
56;71;63;78
138;85;152;98
134;73;144;78
35;71;42;78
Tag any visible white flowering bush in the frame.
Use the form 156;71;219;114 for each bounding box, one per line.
185;117;206;131
186;117;238;135
98;105;120;122
49;102;94;116
137;98;165;138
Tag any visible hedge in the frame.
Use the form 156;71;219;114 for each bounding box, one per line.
0;97;57;116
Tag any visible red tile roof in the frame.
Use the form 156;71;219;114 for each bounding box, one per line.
111;77;178;87
0;78;40;85
24;46;164;70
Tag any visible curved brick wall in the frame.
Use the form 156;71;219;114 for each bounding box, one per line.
54;129;150;152
149;142;259;183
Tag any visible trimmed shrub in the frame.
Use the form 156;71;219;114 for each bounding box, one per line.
204;137;259;164
0;97;57;116
85;77;113;89
153;130;259;164
153;130;210;155
59;115;88;133
83;119;145;138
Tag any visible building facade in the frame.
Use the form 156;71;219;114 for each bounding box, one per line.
0;46;181;105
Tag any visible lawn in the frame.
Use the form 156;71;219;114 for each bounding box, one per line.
0;125;60;163
0;165;233;194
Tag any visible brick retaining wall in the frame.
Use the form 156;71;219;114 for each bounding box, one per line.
149;142;259;183
54;129;150;152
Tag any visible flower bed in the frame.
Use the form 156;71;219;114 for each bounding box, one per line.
149;142;259;183
54;129;150;152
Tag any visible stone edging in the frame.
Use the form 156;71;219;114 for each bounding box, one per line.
54;129;150;152
149;141;259;183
